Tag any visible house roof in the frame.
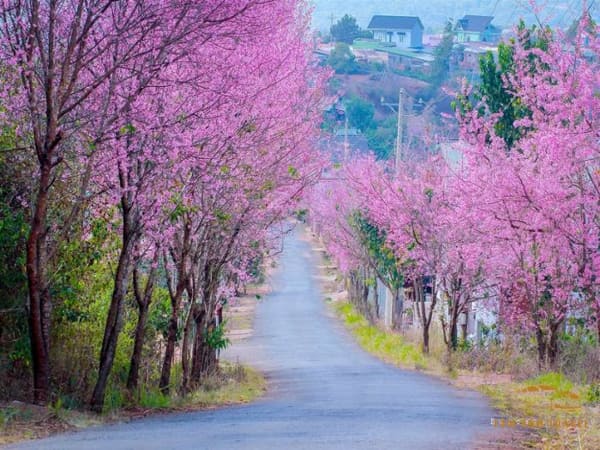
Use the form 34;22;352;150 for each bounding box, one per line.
457;15;494;32
367;15;424;31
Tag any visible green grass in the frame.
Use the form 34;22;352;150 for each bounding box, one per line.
479;372;600;449
351;39;434;61
186;365;265;407
484;372;583;417
334;301;426;369
0;363;266;446
331;299;600;448
138;389;171;409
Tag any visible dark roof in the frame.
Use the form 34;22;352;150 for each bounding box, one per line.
367;15;424;31
457;15;494;32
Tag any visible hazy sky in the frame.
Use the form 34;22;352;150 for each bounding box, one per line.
311;1;597;33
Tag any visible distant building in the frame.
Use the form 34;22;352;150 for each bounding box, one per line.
367;15;424;49
455;15;501;43
451;41;498;82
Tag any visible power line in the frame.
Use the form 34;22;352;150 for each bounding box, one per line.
491;0;501;17
557;0;582;28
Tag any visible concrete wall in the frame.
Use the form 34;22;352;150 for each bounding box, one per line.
372;28;421;48
456;31;481;43
410;25;423;48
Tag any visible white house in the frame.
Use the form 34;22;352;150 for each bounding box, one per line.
455;15;501;43
367;15;424;49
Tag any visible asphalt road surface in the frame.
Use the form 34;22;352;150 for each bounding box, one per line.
9;228;500;450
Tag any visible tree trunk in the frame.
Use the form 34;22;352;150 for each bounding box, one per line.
159;277;187;393
414;278;429;353
90;207;136;412
548;330;558;367
536;320;562;370
181;304;196;395
449;298;460;352
127;263;157;391
192;317;217;384
393;288;404;331
415;275;437;355
414;285;422;325
422;325;430;355
159;224;191;393
373;282;380;320
127;302;148;391
536;326;548;370
191;307;209;385
26;162;52;405
450;314;458;351
159;308;179;393
199;343;217;378
548;321;562;367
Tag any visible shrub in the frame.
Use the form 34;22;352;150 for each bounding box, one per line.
585;383;600;406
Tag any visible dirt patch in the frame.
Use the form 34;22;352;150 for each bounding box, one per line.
0;363;266;446
455;373;514;390
0;401;89;445
225;262;274;344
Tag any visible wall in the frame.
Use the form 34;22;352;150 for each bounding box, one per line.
410;25;423;47
456;31;482;43
373;29;414;48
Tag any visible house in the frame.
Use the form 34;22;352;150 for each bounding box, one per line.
455;15;501;43
450;41;498;83
367;15;424;49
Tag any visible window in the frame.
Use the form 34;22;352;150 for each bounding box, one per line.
397;31;406;43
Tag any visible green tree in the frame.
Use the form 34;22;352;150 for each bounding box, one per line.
330;14;371;44
0;126;31;390
345;96;375;132
350;212;406;329
327;42;361;74
350;213;403;291
429;21;454;88
455;21;550;149
365;117;397;160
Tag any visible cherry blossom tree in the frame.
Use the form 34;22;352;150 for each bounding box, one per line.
0;0;327;407
453;20;600;364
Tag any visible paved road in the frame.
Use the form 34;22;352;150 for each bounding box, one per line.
9;228;499;450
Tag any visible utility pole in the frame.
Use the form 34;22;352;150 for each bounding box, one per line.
381;87;407;172
395;88;405;172
344;114;349;162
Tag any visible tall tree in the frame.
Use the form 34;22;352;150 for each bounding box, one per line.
455;21;550;149
345;96;375;132
327;42;361;74
0;0;203;404
330;14;367;44
429;21;455;88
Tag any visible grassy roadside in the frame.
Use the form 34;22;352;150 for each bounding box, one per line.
332;301;427;370
303;218;600;449
1;263;272;446
0;362;266;446
332;298;600;449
